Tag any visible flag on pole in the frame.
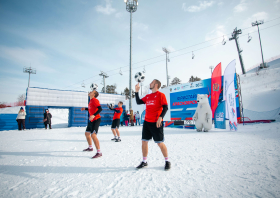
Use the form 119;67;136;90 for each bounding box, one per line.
223;60;236;119
211;63;222;118
226;81;238;131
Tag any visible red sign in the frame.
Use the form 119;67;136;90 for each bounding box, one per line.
211;63;222;117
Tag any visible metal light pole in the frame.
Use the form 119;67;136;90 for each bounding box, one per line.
229;27;246;74
125;0;138;110
23;67;36;87
99;71;109;93
252;20;266;68
209;66;214;76
162;47;170;87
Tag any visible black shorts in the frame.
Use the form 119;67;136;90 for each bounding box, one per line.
85;118;101;134
111;119;120;129
142;121;164;143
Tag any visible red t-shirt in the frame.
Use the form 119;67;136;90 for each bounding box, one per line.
141;91;168;123
88;98;101;122
113;107;123;120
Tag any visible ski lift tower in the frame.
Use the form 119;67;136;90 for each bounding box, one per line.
229;27;246;74
99;71;109;93
23;67;36;87
252;20;266;68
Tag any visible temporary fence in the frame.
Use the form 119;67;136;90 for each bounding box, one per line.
243;107;280;121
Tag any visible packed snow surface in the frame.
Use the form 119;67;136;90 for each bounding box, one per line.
240;65;280;111
1;124;280;197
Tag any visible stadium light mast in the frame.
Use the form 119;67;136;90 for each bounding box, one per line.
99;71;109;93
125;0;138;110
209;66;214;76
252;20;266;68
162;47;170;87
23;67;36;87
229;27;246;74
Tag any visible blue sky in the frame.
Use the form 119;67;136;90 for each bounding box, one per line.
1;0;280;102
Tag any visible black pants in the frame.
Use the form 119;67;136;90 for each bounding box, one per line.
45;124;52;129
130;120;134;126
17;119;26;130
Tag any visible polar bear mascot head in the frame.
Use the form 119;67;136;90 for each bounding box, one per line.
197;94;209;104
192;94;212;132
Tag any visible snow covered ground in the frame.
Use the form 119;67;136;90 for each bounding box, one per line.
240;64;280;112
1;59;280;197
0;123;280;197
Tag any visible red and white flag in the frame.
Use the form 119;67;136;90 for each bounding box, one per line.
211;63;222;118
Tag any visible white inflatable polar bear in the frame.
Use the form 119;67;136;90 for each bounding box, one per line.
192;94;212;132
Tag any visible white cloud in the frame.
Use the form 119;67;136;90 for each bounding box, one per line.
0;46;56;73
133;22;148;31
115;12;123;18
182;1;215;12
234;0;247;13
205;25;228;42
95;0;116;15
137;36;146;41
167;46;176;52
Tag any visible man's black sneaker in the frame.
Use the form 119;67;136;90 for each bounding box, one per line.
136;161;148;169
164;161;171;171
111;137;117;141
115;138;121;142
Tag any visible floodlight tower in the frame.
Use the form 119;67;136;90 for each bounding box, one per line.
252;20;266;68
99;71;109;93
162;47;170;87
229;27;246;74
209;66;214;76
124;0;138;110
23;67;36;87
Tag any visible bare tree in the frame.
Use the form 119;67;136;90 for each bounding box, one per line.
188;76;201;82
170;77;182;85
161;85;167;89
123;87;135;99
101;84;118;94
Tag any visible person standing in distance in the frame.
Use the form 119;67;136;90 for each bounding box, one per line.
108;101;123;142
81;90;103;159
43;109;52;129
135;79;171;171
135;111;140;126
16;107;26;130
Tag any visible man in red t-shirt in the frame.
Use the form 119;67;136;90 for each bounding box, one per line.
135;79;171;171
108;101;123;142
81;90;103;159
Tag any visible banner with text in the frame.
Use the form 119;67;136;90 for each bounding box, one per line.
170;79;211;120
226;81;238;131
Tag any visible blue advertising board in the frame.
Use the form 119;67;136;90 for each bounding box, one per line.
214;101;226;129
169;76;239;123
169;79;211;120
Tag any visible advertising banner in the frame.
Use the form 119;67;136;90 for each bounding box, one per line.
169;79;211;120
226;82;238;131
141;110;145;124
214;101;226;129
211;63;222;117
223;60;236;119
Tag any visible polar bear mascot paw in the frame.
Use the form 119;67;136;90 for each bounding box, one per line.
192;94;212;132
